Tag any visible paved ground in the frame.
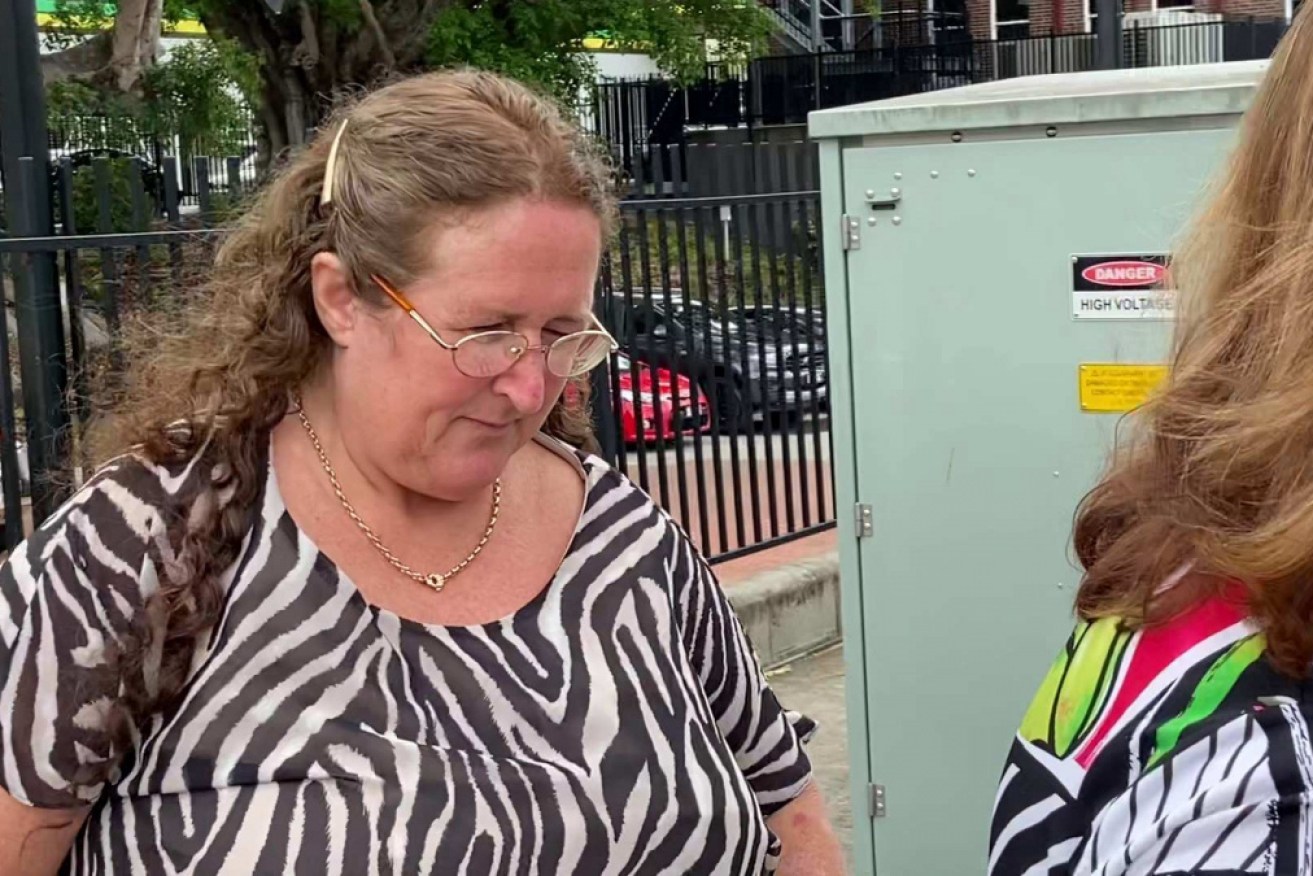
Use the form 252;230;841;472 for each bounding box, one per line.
716;527;837;587
766;644;854;867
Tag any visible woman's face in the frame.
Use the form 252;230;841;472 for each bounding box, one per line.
317;198;603;501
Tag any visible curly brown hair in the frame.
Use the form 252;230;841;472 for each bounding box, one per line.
86;70;617;778
1073;19;1313;677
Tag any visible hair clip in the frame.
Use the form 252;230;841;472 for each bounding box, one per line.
320;119;349;207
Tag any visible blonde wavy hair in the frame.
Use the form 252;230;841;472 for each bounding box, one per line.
1074;17;1313;676
87;70;616;774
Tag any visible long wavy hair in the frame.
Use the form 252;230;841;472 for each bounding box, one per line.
1073;18;1313;677
87;70;616;774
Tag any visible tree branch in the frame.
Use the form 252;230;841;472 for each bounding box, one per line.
358;0;396;69
291;1;320;69
39;33;114;87
108;0;162;92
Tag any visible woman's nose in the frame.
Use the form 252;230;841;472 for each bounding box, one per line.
493;350;548;413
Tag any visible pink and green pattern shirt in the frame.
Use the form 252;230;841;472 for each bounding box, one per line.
990;589;1313;875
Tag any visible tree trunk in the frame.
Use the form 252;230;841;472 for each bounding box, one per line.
40;0;163;91
199;0;457;160
108;0;164;92
40;34;113;87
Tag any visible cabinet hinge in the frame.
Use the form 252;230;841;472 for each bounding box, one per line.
868;783;887;818
841;214;861;251
855;503;873;538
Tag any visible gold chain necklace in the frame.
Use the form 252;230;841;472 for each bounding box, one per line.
293;398;501;593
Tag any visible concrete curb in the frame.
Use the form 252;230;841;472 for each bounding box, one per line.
726;551;842;670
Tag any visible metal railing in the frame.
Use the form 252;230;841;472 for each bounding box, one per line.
584;17;1289;156
45;110;261;210
0;154;230;542
598;144;834;562
0;146;836;563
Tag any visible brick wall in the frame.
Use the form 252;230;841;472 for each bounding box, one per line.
963;0;1285;41
1030;0;1089;33
1196;0;1285;16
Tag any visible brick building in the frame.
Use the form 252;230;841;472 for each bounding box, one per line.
922;0;1290;38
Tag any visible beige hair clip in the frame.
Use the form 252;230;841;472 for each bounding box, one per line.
320;119;349;207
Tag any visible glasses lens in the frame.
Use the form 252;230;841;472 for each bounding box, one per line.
547;332;613;378
454;332;526;378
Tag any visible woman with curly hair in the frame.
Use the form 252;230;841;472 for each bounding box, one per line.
0;70;843;874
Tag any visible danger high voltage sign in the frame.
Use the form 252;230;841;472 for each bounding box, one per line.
1071;254;1174;321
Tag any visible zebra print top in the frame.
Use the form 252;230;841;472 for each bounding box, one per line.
0;437;815;874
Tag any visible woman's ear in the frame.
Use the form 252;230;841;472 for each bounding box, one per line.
310;252;359;346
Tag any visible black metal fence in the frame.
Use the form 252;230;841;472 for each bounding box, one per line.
587;17;1289;156
46;110;261;211
620;140;820;202
0;154;228;544
0;143;835;563
978;18;1288;79
598;143;832;561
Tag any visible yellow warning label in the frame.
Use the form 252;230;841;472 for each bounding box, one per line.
1078;363;1168;413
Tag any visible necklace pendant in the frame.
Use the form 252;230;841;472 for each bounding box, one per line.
425;573;446;592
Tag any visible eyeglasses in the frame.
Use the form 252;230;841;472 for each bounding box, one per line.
371;274;617;380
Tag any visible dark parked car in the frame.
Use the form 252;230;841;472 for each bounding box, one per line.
605;293;827;431
734;303;828;397
735;304;826;344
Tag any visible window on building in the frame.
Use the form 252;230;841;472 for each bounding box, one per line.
1087;0;1196;28
995;0;1029;38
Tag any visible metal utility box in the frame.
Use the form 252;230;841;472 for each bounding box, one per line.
808;61;1266;875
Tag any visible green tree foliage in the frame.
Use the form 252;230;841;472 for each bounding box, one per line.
426;0;770;100
45;0;259;157
195;0;770;152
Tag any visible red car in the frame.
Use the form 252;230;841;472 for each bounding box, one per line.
614;354;711;445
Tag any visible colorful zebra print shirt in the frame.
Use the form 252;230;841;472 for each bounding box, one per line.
0;439;815;874
990;588;1313;876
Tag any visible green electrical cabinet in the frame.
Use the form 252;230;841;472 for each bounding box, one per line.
808;61;1265;875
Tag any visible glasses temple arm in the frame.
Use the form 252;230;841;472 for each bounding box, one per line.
372;274;458;351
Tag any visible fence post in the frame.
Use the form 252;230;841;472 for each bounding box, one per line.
591;288;618;463
812;52;823;114
8;161;71;522
0;0;51;174
0;0;73;524
1095;0;1124;68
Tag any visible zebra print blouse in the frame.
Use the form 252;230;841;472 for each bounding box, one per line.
0;438;815;874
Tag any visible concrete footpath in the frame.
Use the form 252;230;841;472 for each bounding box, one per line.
767;645;854;867
718;530;841;669
715;530;853;865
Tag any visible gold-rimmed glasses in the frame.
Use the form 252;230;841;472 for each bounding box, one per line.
371;274;617;380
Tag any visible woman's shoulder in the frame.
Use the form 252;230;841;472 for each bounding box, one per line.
992;605;1312;874
1014;597;1263;764
54;450;207;533
3;448;216;584
536;437;700;558
575;448;676;521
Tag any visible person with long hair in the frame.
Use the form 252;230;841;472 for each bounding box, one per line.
989;17;1313;875
0;71;844;874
